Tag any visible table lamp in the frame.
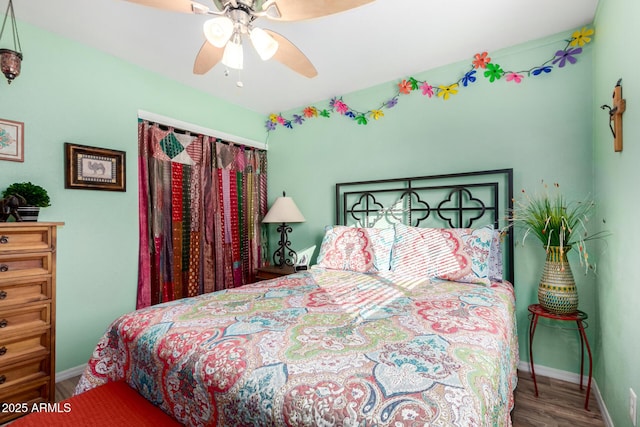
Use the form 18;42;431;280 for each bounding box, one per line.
262;191;305;267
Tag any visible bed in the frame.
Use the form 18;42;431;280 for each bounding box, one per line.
76;169;518;426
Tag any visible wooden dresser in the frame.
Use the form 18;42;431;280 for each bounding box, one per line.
0;222;62;423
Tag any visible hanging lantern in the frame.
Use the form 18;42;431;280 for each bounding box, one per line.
0;48;21;83
0;0;23;84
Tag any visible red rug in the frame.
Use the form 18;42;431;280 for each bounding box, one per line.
9;380;182;426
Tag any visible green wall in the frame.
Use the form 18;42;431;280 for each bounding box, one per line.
267;32;596;375
0;22;265;371
593;0;640;425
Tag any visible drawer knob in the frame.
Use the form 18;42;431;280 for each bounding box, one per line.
0;347;6;356
0;265;7;272
0;319;7;328
0;291;5;299
0;375;5;384
0;235;7;244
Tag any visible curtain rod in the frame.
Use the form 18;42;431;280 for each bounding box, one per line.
138;110;268;151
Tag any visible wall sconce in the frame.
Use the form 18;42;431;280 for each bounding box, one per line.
600;78;626;152
262;191;305;267
0;0;23;84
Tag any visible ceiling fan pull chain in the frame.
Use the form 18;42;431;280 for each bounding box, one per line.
236;69;243;88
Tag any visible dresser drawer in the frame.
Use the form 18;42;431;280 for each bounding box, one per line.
0;376;49;423
0;277;50;309
0;304;50;337
0;252;52;280
0;226;53;253
0;354;48;393
0;329;50;367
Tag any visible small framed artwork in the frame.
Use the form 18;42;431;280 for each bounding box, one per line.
64;143;126;191
0;118;24;162
294;245;316;268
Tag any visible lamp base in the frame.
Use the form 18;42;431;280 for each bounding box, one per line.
272;222;297;267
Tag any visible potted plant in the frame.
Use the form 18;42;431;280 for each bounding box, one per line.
1;182;50;221
509;181;607;314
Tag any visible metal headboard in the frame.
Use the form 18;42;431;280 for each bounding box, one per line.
335;169;514;284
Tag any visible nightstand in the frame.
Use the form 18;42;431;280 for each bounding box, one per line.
254;265;296;281
528;303;592;410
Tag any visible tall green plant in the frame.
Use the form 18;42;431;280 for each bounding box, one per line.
509;182;607;273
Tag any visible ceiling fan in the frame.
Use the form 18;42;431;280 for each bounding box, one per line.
124;0;375;79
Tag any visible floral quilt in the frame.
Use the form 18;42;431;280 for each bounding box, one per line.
76;268;518;426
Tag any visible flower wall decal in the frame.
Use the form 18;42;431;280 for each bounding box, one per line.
506;72;524;83
266;27;594;132
570;27;594;47
552;47;583;67
461;70;477;87
437;83;459;100
472;51;491;69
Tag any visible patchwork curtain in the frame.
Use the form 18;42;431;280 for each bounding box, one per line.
137;120;268;309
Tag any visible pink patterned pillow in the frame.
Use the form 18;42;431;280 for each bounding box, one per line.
390;225;457;277
317;226;390;273
390;223;493;285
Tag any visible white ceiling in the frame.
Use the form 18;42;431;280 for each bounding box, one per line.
14;0;598;115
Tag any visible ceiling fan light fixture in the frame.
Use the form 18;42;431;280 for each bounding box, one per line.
249;27;278;61
221;32;243;70
203;16;233;48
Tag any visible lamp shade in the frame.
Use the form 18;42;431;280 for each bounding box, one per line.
263;193;305;223
249;27;278;61
203;16;234;48
221;32;243;70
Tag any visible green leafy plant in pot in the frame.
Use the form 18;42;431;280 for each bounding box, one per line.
508;181;608;314
1;182;51;222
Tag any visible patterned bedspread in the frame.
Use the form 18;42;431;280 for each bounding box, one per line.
76;268;518;426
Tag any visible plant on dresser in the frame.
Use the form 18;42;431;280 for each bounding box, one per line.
0;222;62;423
1;183;50;208
1;182;51;222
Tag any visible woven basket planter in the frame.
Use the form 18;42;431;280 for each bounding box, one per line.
537;245;578;314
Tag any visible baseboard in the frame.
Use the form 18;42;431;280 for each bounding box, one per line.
518;361;613;427
56;364;86;382
592;380;615;427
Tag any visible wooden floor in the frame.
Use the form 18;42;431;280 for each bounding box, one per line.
54;370;605;426
54;376;79;404
513;370;604;426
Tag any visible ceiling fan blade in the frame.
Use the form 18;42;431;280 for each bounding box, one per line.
123;0;204;14
264;30;317;78
262;0;374;21
193;40;224;75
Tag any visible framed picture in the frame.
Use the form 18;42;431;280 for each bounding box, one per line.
294;245;316;268
64;143;126;191
0;118;24;162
